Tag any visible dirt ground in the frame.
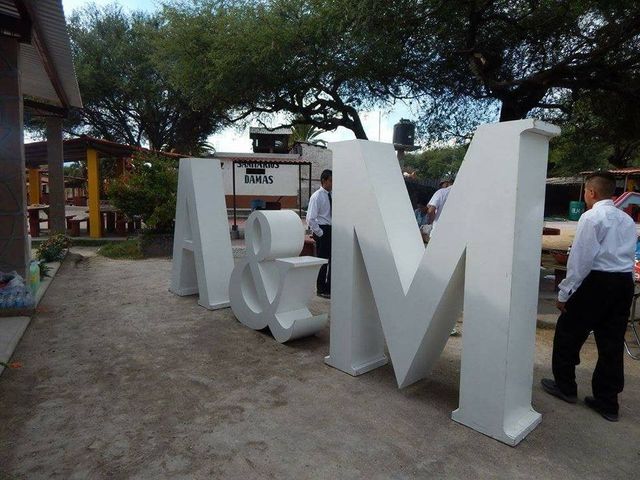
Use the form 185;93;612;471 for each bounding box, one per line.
1;250;639;479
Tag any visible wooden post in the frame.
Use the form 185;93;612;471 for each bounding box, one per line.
0;36;29;277
47;117;66;233
28;168;41;205
87;148;101;238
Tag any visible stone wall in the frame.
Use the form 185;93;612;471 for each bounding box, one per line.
293;142;332;208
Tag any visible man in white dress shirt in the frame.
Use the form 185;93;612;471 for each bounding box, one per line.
307;169;332;298
427;179;459;336
542;172;637;422
427;179;452;226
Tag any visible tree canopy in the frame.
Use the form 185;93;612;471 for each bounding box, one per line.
412;1;640;121
157;0;640;168
66;4;221;153
403;146;467;181
158;0;424;139
55;0;640;174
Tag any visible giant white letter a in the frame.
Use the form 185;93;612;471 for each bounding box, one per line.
169;158;234;310
325;119;560;445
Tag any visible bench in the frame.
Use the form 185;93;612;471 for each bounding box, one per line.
67;217;89;237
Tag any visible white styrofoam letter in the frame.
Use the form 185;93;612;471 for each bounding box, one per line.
325;119;560;445
229;210;328;342
169;158;234;310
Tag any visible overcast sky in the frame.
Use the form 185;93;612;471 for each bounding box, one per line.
61;0;416;152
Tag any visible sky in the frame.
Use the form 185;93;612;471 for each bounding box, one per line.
61;0;417;152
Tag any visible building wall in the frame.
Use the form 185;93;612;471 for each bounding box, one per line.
293;142;332;207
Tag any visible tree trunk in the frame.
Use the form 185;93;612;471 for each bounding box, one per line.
499;86;549;122
349;114;368;140
499;101;530;122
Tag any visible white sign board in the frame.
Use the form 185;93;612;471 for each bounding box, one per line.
220;160;299;196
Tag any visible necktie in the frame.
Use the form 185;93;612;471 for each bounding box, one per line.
328;191;332;215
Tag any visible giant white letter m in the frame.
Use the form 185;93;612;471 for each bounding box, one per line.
325;119;560;445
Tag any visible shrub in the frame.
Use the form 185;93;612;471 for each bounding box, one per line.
38;261;52;279
36;234;72;262
107;152;178;233
98;239;143;259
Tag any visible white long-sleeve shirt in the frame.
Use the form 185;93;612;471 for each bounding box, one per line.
558;199;637;302
306;187;331;237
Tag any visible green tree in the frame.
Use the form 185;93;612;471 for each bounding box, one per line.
404;146;467;181
107;153;178;233
289;123;326;146
67;3;221;153
547;86;640;174
412;0;640;124
158;0;423;139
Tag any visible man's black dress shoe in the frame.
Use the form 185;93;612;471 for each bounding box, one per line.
541;378;577;404
584;396;619;422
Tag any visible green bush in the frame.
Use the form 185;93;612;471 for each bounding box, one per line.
36;234;72;262
107;152;178;233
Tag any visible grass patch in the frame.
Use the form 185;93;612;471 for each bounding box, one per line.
98;239;143;259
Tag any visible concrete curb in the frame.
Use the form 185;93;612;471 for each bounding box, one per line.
0;255;64;376
0;316;30;376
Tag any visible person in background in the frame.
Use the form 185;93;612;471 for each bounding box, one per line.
415;200;429;228
307;169;332;298
427;179;453;226
414;199;431;242
541;172;636;422
427;178;459;336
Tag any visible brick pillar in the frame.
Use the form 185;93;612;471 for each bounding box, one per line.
0;36;29;278
47;116;65;233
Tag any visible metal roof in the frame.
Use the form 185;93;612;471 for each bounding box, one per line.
580;167;640;176
25;135;185;167
214;152;307;165
249;127;293;136
546;176;583;185
1;0;82;109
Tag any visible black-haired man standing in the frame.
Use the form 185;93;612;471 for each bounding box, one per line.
542;172;637;422
307;169;332;298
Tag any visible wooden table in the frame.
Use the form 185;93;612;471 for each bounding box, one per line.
27;205;49;237
86;206;121;235
541;252;567;290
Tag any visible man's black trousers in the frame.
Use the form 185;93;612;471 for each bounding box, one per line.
552;270;634;414
313;225;331;295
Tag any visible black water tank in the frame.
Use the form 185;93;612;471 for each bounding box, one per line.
393;119;415;146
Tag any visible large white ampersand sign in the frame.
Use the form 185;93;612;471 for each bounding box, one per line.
229;210;328;342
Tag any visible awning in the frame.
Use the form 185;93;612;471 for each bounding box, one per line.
0;0;82;110
25;135;186;167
